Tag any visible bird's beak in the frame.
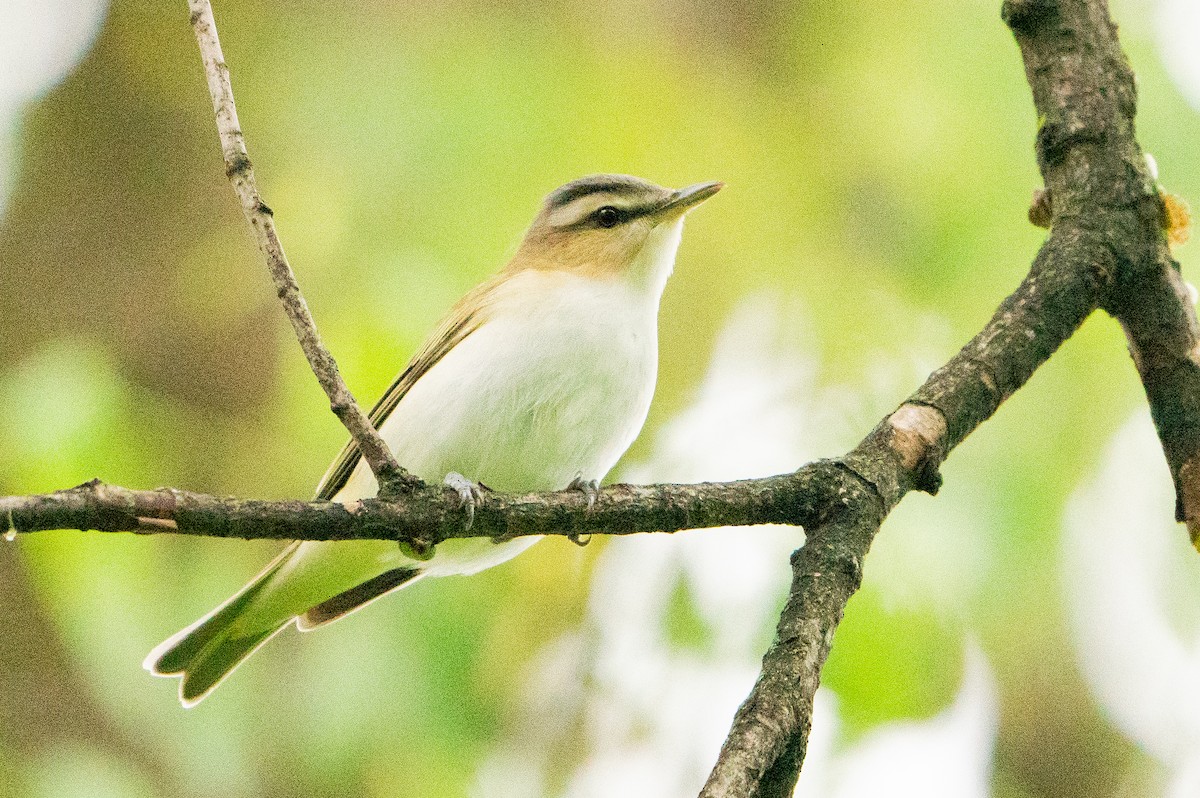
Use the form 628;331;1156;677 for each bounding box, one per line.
653;181;724;221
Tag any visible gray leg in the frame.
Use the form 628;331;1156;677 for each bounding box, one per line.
566;473;600;546
444;472;485;531
567;473;600;510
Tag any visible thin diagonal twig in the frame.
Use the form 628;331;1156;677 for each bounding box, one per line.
187;0;421;496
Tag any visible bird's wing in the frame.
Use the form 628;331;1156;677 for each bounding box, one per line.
314;274;507;501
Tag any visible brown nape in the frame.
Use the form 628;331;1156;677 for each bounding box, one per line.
301;567;422;628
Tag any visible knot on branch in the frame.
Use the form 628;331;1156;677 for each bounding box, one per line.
1036;120;1106;171
224;152;252;179
1001;0;1059;35
1029;188;1053;228
887;404;948;495
84;479;174;530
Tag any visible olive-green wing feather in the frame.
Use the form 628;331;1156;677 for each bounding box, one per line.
314;275;506;501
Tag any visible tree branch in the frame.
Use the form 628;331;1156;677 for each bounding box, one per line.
186;0;420;496
1005;0;1200;544
0;471;839;544
697;2;1198;795
1;1;1194;797
699;224;1104;797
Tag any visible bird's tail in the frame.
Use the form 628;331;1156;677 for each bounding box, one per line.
146;540;425;707
144;543;301;707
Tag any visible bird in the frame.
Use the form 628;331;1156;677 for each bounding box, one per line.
145;174;721;706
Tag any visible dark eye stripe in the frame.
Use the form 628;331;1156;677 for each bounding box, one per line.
556;202;659;231
609;203;658;222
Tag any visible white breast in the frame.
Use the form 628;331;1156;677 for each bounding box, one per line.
379;268;660;494
329;219;680;577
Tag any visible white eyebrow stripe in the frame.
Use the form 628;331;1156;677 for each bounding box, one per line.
545;192;642;228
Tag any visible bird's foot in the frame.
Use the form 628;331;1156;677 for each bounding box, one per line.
567;474;600;510
566;474;600;546
444;472;486;531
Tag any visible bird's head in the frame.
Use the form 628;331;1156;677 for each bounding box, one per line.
510;174;722;289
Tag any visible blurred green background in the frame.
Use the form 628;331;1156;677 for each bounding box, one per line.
1;0;1197;796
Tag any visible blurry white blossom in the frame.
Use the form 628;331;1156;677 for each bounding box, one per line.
1156;0;1200;112
0;0;109;215
1064;412;1200;797
794;645;997;798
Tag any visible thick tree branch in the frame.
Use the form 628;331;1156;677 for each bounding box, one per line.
694;2;1198;795
1004;0;1200;544
699;225;1104;797
187;0;420;496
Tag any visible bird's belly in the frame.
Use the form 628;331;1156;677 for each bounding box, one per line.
386;301;656;493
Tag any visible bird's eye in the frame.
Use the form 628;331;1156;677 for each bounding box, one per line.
595;206;621;228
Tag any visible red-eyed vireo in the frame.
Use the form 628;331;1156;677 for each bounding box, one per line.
146;174;722;706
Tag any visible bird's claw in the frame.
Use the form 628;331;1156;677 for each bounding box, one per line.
444;472;485;531
567;474;600;510
567;474;600;546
